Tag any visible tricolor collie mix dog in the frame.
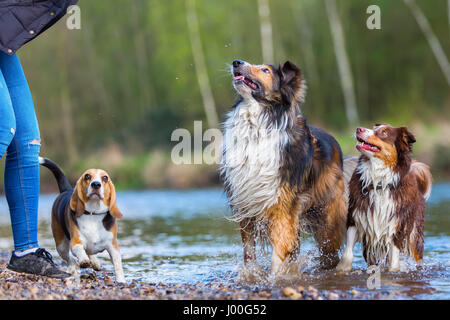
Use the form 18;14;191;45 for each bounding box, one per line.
336;125;432;272
39;157;125;282
221;59;349;274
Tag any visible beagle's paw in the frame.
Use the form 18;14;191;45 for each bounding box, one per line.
79;260;91;269
89;256;102;271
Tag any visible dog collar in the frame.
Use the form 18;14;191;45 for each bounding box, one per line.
83;210;109;216
362;183;395;195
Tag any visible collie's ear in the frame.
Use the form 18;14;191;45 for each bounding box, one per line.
399;126;416;152
280;61;301;85
108;180;123;219
70;178;87;218
279;61;306;106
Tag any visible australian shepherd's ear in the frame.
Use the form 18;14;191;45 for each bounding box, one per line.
397;126;416;153
279;60;306;107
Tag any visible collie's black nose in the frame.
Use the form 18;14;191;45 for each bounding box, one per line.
232;59;244;68
91;181;101;189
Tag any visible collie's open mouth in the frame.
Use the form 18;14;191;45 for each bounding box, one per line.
356;136;381;153
233;72;259;90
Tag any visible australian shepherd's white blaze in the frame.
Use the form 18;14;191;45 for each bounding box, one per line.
337;124;432;272
221;59;349;274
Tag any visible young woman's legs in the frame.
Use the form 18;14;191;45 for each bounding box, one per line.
0;69;16;157
0;52;70;278
0;52;40;253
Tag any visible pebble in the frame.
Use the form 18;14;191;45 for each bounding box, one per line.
283;287;297;297
328;292;339;300
283;287;303;300
29;287;39;295
0;252;373;300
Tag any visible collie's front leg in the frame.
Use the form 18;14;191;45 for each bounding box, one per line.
314;188;347;269
240;219;256;264
268;211;299;275
336;226;357;272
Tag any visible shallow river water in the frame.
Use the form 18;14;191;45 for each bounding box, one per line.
0;184;448;299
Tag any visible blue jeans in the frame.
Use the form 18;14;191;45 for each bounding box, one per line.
0;52;40;252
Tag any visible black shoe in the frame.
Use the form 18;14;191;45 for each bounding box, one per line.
6;248;71;279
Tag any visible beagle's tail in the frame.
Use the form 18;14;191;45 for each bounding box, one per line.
39;157;72;193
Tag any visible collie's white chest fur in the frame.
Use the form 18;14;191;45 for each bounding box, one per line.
221;99;290;222
353;158;400;262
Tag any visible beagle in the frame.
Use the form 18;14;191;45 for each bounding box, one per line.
39;157;125;283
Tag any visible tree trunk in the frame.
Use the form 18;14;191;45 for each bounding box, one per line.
131;1;154;115
257;0;274;63
58;32;77;168
292;3;324;116
404;0;450;86
448;0;450;36
185;0;219;128
325;0;359;125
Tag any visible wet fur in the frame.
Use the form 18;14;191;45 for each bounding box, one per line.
221;60;348;272
339;125;432;271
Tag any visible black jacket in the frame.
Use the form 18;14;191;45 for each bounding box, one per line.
0;0;79;55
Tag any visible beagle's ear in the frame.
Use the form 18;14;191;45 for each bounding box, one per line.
70;178;87;218
108;180;123;219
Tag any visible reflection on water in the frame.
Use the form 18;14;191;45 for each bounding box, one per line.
0;184;448;299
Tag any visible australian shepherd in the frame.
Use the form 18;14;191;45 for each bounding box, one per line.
337;124;432;272
220;59;350;274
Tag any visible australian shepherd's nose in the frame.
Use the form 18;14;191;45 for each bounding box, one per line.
221;59;352;274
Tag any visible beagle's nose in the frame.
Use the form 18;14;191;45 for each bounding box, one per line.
232;59;244;68
356;127;366;134
91;181;101;189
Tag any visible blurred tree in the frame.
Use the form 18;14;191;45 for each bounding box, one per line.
257;0;274;63
2;0;446;180
448;0;450;35
57;26;77;168
325;0;359;125
186;0;219;128
404;0;450;86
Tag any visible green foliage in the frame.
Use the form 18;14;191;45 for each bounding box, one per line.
3;0;448;187
433;144;450;179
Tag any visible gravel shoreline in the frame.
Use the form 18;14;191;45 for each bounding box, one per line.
0;252;367;300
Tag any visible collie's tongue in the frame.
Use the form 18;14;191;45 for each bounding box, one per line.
234;75;244;81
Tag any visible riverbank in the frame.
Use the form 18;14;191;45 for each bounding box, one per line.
0;252;370;300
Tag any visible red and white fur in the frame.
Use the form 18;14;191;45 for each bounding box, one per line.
337;125;432;272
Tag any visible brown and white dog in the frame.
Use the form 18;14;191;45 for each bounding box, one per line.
336;124;432;272
39;157;125;282
221;59;351;274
